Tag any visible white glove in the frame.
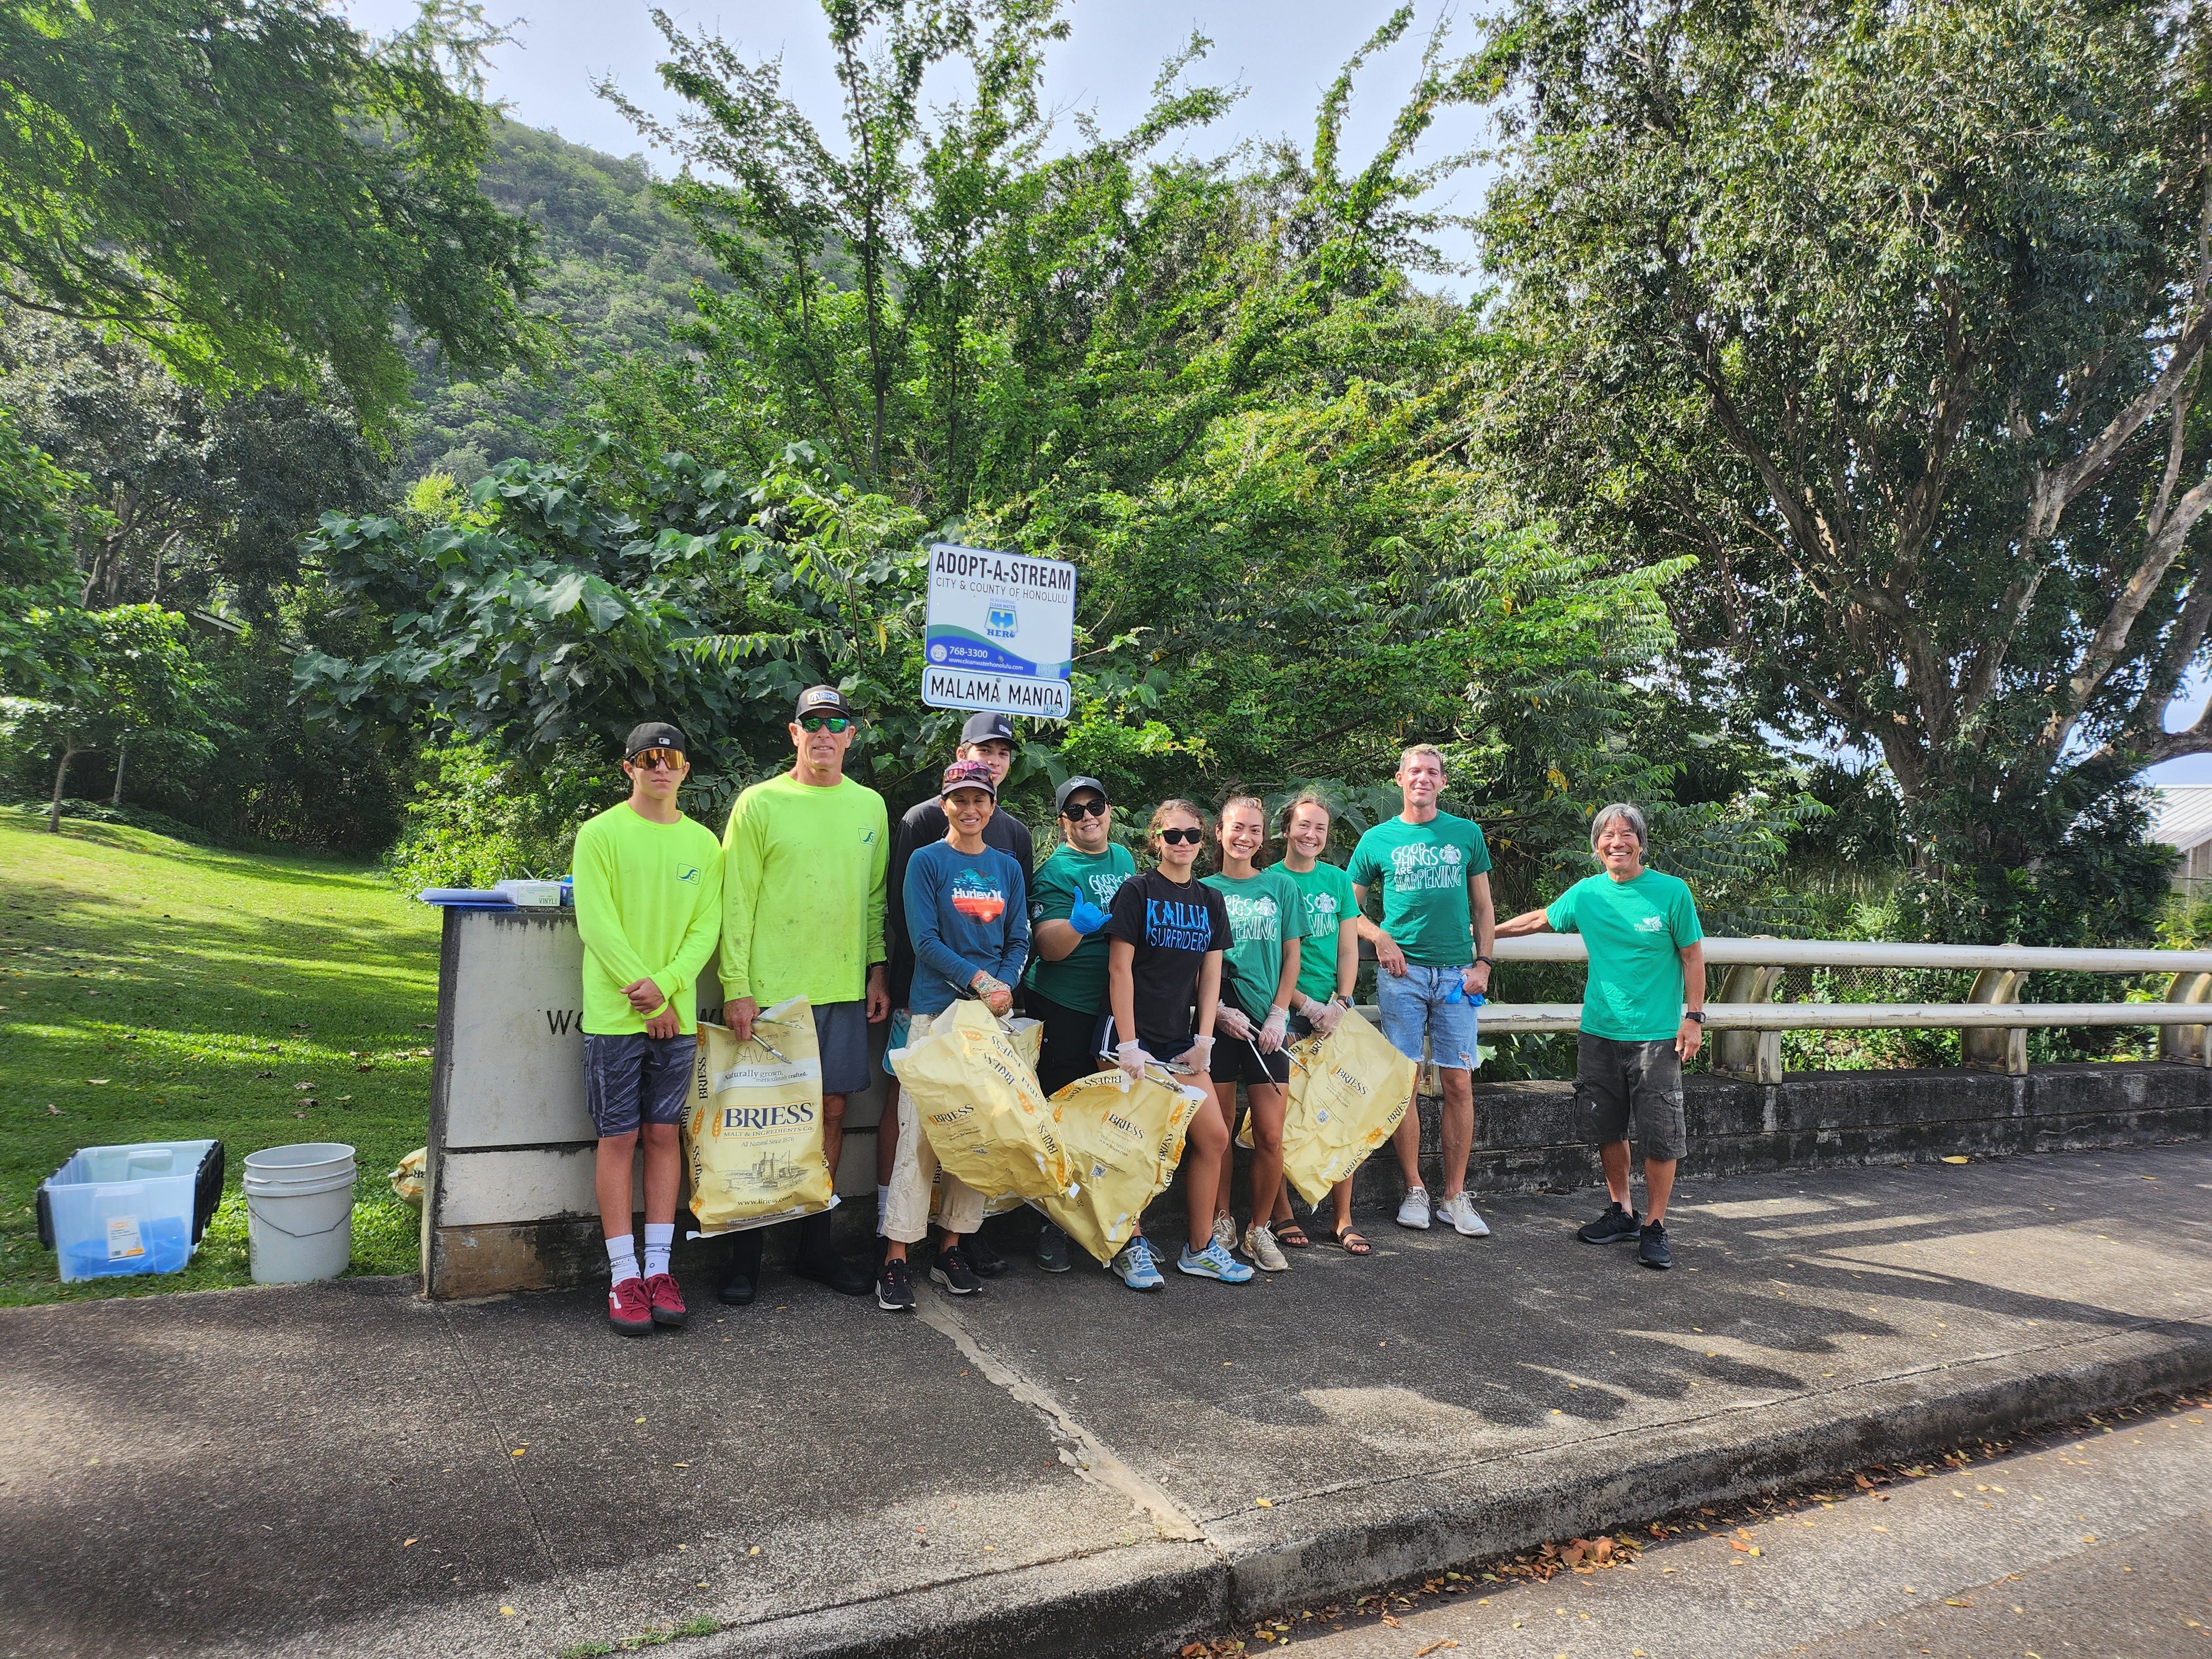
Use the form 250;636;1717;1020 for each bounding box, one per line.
1115;1040;1151;1084
1258;1006;1290;1053
1171;1034;1214;1073
1216;1004;1254;1041
1302;995;1346;1037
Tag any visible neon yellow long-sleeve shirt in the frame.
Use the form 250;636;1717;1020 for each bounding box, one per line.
718;772;889;1007
572;803;724;1035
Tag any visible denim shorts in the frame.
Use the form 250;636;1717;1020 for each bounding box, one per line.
582;1032;697;1137
1375;963;1479;1071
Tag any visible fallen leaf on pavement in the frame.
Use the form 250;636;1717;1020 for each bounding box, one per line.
1941;1155;1970;1164
1945;1597;1975;1607
1413;1642;1458;1656
1380;1614;1400;1627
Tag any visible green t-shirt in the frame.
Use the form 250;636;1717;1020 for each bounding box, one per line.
1201;867;1317;1022
718;773;890;1008
572;804;725;1036
1346;811;1493;967
1279;859;1359;1006
1545;868;1705;1041
1024;842;1137;1014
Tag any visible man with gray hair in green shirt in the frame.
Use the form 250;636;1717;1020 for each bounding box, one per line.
716;684;890;1305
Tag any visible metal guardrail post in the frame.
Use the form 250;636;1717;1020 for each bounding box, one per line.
1709;961;1785;1083
2158;971;2212;1064
1960;968;2027;1076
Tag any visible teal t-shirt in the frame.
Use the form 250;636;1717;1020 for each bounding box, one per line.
1545;868;1705;1041
1346;812;1493;967
1024;843;1136;1014
1280;859;1359;1005
1202;867;1316;1021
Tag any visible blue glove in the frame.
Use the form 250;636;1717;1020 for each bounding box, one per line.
1068;899;1109;936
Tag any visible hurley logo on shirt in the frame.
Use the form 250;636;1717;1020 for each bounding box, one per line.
1389;842;1467;890
951;870;1007;922
1145;896;1215;951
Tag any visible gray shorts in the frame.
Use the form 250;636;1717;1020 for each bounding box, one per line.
813;999;872;1097
1575;1033;1687;1162
583;1032;696;1138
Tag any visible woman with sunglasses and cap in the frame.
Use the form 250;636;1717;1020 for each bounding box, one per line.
1099;800;1253;1286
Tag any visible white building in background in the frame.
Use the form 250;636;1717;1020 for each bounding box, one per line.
2149;785;2212;892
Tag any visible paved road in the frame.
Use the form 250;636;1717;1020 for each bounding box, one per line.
1269;1394;2212;1659
6;1142;2210;1658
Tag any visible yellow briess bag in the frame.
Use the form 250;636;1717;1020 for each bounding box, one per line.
1272;1008;1417;1205
684;998;834;1234
1035;1067;1205;1264
890;999;1073;1202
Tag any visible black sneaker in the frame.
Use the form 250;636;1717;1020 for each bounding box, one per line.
930;1243;983;1295
1035;1221;1072;1274
1578;1202;1641;1245
964;1230;1009;1278
877;1256;916;1312
1637;1220;1673;1270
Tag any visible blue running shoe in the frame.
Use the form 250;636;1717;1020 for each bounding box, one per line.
1177;1240;1255;1283
1111;1236;1164;1291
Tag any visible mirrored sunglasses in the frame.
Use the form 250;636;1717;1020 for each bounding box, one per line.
799;714;852;733
629;748;685;771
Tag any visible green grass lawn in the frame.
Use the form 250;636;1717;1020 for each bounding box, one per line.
0;813;440;1305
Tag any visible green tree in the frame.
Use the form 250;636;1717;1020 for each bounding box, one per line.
4;603;217;830
0;0;540;436
1473;0;2205;938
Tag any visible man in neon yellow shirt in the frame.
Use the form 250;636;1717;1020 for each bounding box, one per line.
717;684;890;1302
572;721;724;1337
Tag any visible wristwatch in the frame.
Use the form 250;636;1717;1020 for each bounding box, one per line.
1684;1010;1707;1024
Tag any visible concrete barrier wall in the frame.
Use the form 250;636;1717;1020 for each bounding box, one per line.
422;909;890;1298
422;911;2212;1295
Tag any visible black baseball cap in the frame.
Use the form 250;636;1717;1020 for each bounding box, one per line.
960;710;1015;745
795;685;855;721
624;721;685;760
1055;775;1108;815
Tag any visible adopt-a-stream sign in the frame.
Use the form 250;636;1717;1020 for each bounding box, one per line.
922;542;1075;719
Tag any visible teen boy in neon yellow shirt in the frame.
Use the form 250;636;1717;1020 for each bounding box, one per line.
716;684;890;1303
572;721;723;1337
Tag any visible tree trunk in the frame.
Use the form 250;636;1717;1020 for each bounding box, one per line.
111;738;127;807
48;742;79;834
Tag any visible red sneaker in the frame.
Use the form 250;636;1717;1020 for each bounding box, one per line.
643;1271;688;1328
608;1276;653;1337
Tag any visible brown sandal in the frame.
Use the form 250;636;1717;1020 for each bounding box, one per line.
1272;1220;1312;1250
1327;1227;1373;1256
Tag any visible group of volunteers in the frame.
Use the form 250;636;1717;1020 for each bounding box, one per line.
567;687;1708;1337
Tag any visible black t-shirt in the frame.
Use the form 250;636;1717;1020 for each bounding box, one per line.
1103;869;1230;1041
887;797;1034;999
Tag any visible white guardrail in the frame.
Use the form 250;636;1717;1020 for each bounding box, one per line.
1475;936;2212;1082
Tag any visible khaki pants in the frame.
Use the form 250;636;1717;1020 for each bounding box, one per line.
883;1009;989;1243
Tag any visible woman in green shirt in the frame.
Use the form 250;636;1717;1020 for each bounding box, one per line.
1201;795;1310;1272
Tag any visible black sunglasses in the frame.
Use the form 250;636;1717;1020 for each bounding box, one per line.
1061;799;1108;820
1156;827;1203;846
798;714;852;733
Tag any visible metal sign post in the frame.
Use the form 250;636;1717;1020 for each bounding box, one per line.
921;541;1075;719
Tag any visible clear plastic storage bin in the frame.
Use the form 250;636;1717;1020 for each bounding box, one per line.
38;1140;225;1282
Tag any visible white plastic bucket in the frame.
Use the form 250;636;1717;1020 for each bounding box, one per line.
243;1142;356;1284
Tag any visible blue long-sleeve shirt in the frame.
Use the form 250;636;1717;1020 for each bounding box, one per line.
904;839;1030;1017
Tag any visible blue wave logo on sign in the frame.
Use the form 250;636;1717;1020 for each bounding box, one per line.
986;602;1018;640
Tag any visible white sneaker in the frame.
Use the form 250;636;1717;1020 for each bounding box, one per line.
1244;1222;1289;1272
1438;1192;1491;1237
1211;1212;1239;1254
1396;1186;1432;1229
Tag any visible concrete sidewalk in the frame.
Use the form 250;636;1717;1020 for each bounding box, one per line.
5;1142;2210;1659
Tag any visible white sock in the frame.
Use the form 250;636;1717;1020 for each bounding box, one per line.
607;1234;639;1285
642;1222;674;1277
875;1185;890;1235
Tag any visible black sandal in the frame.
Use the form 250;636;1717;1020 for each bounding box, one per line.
1272;1220;1313;1250
1327;1227;1373;1256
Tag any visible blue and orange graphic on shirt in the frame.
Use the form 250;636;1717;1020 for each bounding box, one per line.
951;869;1007;922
